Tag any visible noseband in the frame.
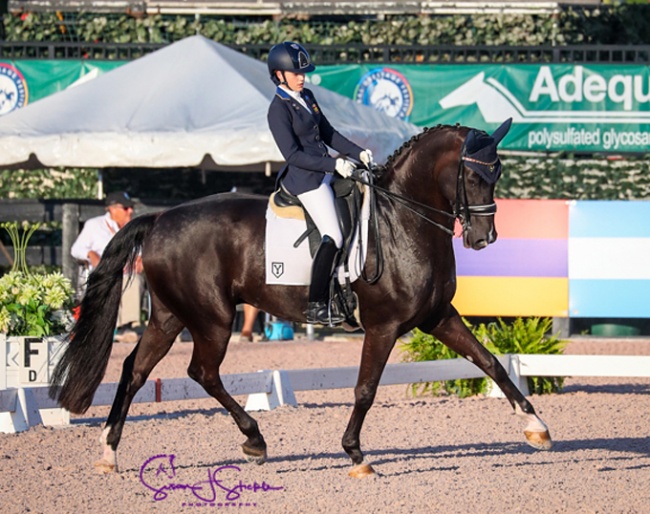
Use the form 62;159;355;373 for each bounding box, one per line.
455;145;498;233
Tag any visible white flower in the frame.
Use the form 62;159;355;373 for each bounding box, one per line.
44;288;67;310
0;270;74;336
0;306;11;333
16;283;41;306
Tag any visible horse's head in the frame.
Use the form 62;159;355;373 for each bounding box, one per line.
456;118;512;250
376;119;511;250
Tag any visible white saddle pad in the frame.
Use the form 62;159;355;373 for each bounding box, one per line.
265;182;371;286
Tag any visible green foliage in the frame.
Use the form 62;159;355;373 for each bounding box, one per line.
0;223;75;336
400;317;567;398
0;270;75;336
1;168;98;199
3;5;650;47
473;318;567;394
1;221;38;275
401;322;487;398
2;155;649;201
497;155;650;200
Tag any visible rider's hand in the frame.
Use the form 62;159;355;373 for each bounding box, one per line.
359;149;374;168
335;158;355;178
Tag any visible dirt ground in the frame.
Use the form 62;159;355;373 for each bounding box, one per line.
1;334;649;514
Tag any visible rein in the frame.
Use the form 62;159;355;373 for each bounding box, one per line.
354;156;497;237
352;148;497;284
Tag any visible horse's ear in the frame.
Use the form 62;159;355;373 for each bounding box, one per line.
490;117;513;146
464;129;479;153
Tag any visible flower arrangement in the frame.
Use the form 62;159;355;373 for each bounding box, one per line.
0;222;75;336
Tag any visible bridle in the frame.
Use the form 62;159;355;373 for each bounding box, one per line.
355;142;497;238
455;143;498;233
351;141;497;284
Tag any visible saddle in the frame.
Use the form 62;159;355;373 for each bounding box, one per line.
270;176;363;258
268;176;364;326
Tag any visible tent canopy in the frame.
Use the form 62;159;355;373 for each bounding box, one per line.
0;36;420;171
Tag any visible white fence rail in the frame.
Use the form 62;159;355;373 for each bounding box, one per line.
2;351;650;434
516;354;650;378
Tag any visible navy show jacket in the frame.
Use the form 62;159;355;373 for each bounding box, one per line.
267;86;363;195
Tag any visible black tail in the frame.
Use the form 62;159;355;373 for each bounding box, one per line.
49;213;158;413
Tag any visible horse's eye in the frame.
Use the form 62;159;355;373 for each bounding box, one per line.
467;173;481;186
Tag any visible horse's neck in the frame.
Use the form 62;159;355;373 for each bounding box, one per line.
384;135;455;202
377;164;455;242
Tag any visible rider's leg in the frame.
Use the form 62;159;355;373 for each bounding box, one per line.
297;177;344;325
306;235;344;324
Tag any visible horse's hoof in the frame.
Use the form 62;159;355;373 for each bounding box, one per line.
242;444;267;465
94;459;118;474
525;430;553;450
348;462;375;478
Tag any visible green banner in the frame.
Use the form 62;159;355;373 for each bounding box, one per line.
0;60;124;115
310;64;650;153
1;60;648;153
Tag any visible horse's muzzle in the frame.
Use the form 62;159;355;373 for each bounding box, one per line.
464;224;497;250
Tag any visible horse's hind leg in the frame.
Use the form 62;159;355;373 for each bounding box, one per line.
95;297;184;473
428;310;552;450
188;323;267;464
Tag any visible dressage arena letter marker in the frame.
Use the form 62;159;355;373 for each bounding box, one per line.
19;338;48;384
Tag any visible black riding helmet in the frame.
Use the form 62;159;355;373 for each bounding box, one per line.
268;41;315;86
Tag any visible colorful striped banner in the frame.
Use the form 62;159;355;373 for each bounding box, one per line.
569;200;650;317
453;199;570;317
569;279;650;317
451;199;650;318
455;277;569;317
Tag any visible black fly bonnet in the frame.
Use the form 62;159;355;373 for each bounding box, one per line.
461;118;513;184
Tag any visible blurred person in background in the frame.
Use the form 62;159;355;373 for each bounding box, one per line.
71;191;143;342
239;304;260;343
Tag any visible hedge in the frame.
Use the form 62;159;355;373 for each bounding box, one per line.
2;154;649;200
3;5;650;46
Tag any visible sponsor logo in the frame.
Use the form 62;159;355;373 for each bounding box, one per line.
355;67;413;120
0;63;28;116
439;67;650;124
271;262;284;278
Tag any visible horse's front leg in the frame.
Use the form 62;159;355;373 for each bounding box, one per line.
342;327;398;478
427;309;552;450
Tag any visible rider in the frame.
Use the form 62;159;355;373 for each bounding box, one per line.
267;41;373;325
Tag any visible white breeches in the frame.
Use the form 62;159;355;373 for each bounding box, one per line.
297;175;343;249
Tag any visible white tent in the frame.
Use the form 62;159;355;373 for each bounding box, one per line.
0;36;419;171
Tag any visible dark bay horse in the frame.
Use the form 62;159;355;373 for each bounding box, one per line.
50;122;552;477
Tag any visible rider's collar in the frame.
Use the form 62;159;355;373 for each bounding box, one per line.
275;86;291;100
276;85;303;101
276;86;311;112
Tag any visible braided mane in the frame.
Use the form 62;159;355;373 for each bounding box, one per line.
376;124;464;177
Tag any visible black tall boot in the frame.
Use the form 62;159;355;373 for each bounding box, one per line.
306;235;345;325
